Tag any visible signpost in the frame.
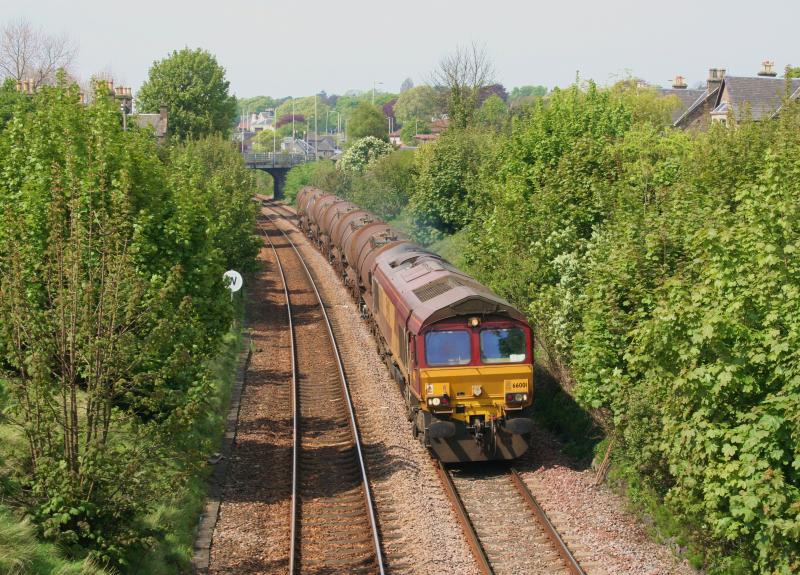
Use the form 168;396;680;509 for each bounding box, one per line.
223;270;243;299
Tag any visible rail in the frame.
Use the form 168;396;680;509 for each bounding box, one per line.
510;467;585;575
438;462;585;575
260;206;385;574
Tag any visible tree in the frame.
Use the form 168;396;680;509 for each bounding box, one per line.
136;48;237;140
275;96;330;132
237;95;286;115
348;150;416;220
394;85;444;124
785;65;800;78
400;77;414;92
0;18;76;87
348;102;389;141
510;85;548;100
0;77;29;128
477;94;508;129
431;43;495;129
479;83;508;104
275;113;305;129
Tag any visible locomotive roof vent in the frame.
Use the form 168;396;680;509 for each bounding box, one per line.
413;276;466;302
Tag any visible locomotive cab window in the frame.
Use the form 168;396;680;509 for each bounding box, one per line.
425;330;471;366
480;328;526;363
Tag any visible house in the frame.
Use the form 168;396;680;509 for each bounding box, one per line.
135;106;168;141
659;76;706;124
308;134;338;159
237;110;275;133
251;110;275;132
389;130;402;146
668;62;800;130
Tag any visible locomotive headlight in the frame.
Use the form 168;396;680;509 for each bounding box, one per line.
468;316;481;328
431;397;441;406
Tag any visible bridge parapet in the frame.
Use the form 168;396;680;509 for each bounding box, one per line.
243;152;309;169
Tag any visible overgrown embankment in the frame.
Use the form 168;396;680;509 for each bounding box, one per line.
286;82;800;573
0;80;258;572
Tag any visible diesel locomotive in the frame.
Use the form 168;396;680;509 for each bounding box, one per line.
295;188;534;462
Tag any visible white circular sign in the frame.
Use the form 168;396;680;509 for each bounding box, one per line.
223;270;243;293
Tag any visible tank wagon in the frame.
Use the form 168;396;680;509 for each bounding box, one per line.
295;187;534;462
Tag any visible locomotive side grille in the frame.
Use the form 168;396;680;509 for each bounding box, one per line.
413;277;465;302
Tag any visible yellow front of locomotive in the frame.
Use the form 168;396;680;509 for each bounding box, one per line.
415;316;534;462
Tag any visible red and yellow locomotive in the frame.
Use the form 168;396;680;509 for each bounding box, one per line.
296;188;534;462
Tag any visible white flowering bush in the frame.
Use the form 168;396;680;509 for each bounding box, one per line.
337;136;393;175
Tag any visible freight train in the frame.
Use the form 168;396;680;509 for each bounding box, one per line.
294;188;534;462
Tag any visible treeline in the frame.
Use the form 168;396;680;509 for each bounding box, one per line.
289;82;800;573
0;79;258;570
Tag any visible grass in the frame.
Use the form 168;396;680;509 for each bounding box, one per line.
0;506;108;575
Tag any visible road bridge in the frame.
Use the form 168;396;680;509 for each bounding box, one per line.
242;152;310;199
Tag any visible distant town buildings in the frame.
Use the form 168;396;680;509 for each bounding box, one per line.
237;110;275;132
661;61;800;129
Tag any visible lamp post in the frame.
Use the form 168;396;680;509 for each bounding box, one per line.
327;111;341;135
314;94;318;161
372;80;383;105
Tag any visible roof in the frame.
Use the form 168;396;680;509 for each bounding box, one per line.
673;86;720;128
722;76;800;120
659;88;706;122
711;102;730;115
135;113;167;137
375;246;527;333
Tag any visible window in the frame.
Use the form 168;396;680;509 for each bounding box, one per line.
480;328;526;364
424;330;472;366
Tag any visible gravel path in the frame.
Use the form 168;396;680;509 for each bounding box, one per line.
517;426;698;575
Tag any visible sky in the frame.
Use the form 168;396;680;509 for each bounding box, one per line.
3;0;800;98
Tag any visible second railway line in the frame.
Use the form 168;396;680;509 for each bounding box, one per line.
259;209;384;574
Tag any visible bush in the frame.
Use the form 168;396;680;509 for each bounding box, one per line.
347;150;415;220
337;136;393;175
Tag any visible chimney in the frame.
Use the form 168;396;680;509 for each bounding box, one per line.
758;60;777;77
672;75;688;89
707;68;725;93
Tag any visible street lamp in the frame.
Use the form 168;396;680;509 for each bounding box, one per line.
327;110;341;135
372;80;383;105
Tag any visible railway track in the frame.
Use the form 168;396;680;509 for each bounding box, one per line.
437;462;585;575
264;199;585;575
258;207;384;575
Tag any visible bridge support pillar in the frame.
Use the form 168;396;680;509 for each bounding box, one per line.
260;168;289;200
